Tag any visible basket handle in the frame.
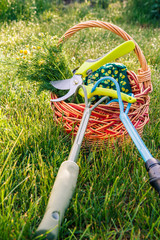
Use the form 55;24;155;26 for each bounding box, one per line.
58;20;152;92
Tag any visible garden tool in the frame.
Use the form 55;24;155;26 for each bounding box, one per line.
36;75;137;239
92;77;160;195
36;85;108;239
50;40;135;102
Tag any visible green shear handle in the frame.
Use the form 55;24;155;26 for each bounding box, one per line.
76;40;135;77
78;85;136;103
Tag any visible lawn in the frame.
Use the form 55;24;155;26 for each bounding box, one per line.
0;1;160;239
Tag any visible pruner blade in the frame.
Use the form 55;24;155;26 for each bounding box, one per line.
50;75;83;102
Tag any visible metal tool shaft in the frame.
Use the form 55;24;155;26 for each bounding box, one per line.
68;107;91;163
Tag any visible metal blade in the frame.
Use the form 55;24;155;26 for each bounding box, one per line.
50;78;72;90
51;75;83;102
51;88;76;102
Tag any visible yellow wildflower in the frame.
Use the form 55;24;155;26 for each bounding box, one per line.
23;50;28;55
32;46;36;49
22;56;26;59
26;45;29;48
37;46;41;50
20;50;23;53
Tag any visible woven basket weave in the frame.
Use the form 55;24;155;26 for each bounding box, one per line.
51;21;152;146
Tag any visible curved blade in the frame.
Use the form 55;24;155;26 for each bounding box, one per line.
50;78;72;90
51;75;83;102
52;88;76;102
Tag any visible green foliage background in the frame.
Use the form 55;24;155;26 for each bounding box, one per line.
0;0;160;24
0;0;55;21
126;0;160;24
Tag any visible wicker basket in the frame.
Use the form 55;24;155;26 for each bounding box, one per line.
50;20;152;146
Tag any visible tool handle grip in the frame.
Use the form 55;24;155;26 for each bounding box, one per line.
36;161;79;240
145;158;160;196
76;40;135;77
78;85;136;103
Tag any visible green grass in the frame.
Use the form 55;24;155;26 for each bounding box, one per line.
0;2;160;239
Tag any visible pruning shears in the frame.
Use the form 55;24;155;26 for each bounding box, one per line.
50;40;136;103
